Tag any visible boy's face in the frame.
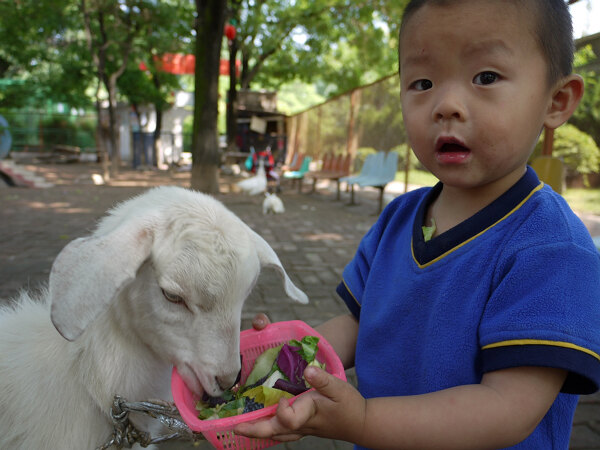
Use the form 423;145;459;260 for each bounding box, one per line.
400;1;555;194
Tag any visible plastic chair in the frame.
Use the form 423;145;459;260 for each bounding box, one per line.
283;156;312;192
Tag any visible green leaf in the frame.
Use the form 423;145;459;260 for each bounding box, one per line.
243;344;282;387
242;385;294;407
196;397;246;420
289;335;320;363
422;218;436;242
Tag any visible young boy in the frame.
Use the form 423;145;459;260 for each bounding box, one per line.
235;0;600;448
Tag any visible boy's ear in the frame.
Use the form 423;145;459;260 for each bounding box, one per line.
544;74;584;129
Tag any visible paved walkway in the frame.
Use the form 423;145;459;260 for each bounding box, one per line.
1;162;598;450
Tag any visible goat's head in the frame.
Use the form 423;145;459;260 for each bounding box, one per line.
48;186;308;397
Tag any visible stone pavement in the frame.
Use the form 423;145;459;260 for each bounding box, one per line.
0;162;599;450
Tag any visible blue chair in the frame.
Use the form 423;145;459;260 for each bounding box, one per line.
283;156;312;192
341;151;398;213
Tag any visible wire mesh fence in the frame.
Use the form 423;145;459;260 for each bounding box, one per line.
285;74;416;173
0;110;97;153
3;74;422;175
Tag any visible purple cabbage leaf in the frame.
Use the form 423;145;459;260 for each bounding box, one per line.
276;344;308;385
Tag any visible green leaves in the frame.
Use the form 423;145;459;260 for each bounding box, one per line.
289;335;319;363
195;336;322;419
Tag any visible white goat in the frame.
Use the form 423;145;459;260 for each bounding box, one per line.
0;186;308;450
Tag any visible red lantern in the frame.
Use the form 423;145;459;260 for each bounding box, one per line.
224;24;236;41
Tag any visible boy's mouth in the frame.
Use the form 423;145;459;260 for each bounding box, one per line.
435;137;470;164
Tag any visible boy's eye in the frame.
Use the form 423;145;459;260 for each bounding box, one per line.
473;71;499;85
410;79;433;91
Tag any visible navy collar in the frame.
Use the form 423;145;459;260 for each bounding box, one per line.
412;167;542;266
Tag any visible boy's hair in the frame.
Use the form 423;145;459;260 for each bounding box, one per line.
399;0;574;85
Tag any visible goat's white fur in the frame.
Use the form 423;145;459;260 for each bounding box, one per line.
262;192;285;214
0;186;307;449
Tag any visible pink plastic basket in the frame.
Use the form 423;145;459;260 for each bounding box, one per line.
171;320;346;449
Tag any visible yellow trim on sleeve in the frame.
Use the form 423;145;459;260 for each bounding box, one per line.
413;183;544;268
341;279;361;308
482;339;600;362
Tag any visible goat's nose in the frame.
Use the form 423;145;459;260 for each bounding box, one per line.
216;369;242;391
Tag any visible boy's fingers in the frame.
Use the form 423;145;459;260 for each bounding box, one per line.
234;417;283;438
234;399;309;439
277;395;315;430
303;366;344;400
251;313;271;330
272;433;304;442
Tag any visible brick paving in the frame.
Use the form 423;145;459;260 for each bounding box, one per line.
1;162;598;450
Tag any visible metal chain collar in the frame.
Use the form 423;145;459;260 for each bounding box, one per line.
96;395;205;449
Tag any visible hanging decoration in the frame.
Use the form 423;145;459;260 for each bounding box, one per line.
138;54;240;76
224;24;236;41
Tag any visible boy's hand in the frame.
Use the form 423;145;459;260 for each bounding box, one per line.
234;365;366;442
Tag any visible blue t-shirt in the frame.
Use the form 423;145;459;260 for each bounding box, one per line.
337;167;600;449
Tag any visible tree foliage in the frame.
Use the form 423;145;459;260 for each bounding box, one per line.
118;0;194;167
230;0;408;95
572;45;600;151
223;0;408;154
1;0;414;192
533;124;600;182
0;0;91;109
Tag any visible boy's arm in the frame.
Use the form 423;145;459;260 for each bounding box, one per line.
235;365;567;449
358;366;566;449
315;313;358;369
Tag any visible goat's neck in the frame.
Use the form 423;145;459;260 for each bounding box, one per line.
73;299;172;411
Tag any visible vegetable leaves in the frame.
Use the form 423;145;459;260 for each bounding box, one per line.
195;335;322;420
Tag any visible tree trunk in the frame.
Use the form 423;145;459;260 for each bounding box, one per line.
105;74;121;177
154;108;163;168
226;38;239;152
95;99;110;181
81;1;110;181
93;79;110;181
153;74;163;168
191;0;226;193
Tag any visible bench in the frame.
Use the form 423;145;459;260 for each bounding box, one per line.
305;153;352;199
33;145;82;164
593;236;600;253
283;154;312;192
340;151;398;213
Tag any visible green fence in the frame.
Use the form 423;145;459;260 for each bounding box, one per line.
0;110;97;152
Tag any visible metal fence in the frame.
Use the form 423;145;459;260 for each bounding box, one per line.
3;74;413;170
0;110;97;153
285;73;413;170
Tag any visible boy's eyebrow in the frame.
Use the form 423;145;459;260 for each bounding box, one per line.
400;39;513;68
400;51;431;67
461;39;514;58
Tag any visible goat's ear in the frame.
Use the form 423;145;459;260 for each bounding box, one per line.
249;229;309;304
49;227;153;341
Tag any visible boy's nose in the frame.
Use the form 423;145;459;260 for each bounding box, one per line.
432;87;467;122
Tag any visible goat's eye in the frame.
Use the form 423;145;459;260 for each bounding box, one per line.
161;289;185;305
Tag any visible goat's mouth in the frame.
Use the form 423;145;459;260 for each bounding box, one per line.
178;364;218;397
